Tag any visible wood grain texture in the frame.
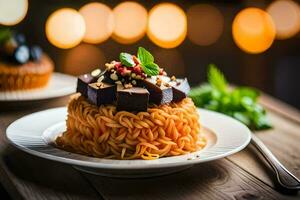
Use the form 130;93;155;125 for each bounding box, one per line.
259;94;300;124
0;94;299;200
83;159;295;200
0;97;101;200
228;99;300;192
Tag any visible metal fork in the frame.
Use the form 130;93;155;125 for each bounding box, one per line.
251;133;300;191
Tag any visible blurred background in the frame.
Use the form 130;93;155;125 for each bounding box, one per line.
1;0;300;109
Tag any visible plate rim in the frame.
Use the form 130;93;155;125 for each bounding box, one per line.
6;107;251;170
0;72;76;102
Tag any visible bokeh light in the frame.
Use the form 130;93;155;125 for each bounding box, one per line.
147;3;187;48
232;8;276;54
112;2;147;44
45;8;86;49
0;0;28;25
153;49;185;77
187;4;224;46
79;2;114;44
267;0;300;40
62;44;106;76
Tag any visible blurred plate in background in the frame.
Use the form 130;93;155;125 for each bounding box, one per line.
0;72;76;102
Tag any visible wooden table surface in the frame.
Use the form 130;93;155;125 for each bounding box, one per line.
0;94;299;200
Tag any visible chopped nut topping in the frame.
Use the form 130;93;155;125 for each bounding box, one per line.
97;75;104;83
136;75;142;80
156;77;162;87
124;83;133;89
132;55;140;64
105;63;114;70
164;82;170;87
91;69;101;77
96;82;104;88
110;73;118;81
171;75;176;81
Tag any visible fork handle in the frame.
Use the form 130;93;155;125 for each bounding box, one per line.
251;134;300;190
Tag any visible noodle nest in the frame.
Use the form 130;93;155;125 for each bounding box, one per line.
56;95;206;160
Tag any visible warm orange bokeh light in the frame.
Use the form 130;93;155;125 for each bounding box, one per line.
147;3;187;48
187;4;224;46
112;2;147;44
45;8;86;49
232;8;276;54
79;2;114;44
62;44;106;76
267;0;300;40
0;0;28;25
153;49;185;77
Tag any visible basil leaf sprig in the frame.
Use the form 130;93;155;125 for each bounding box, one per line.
137;47;159;76
189;64;272;130
119;52;135;67
119;47;159;76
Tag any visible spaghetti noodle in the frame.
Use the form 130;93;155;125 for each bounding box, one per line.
56;94;206;160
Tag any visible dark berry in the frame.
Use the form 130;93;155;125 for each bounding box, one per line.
29;45;43;61
13;45;30;64
12;32;26;45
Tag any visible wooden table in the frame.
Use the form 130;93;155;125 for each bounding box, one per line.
0;94;299;200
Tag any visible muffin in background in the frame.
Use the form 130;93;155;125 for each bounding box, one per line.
0;29;53;91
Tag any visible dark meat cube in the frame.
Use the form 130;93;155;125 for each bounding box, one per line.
142;77;173;105
76;69;104;97
170;78;190;102
76;74;97;97
87;82;116;106
117;86;149;112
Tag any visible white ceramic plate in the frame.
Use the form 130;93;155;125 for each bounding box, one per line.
6;107;251;178
0;72;76;101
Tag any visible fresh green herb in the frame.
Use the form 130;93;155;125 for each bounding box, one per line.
142;62;159;76
189;64;272;130
119;52;135;67
0;28;12;45
208;64;228;93
137;47;154;64
137;47;159;76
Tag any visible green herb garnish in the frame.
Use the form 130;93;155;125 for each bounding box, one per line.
137;47;159;76
0;28;12;45
142;62;159;76
189;64;272;130
118;47;159;76
119;52;135;67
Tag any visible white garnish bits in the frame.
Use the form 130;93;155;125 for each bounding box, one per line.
97;75;104;83
110;73;118;81
91;69;101;77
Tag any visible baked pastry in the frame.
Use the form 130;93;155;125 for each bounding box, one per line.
56;47;206;160
0;29;53;91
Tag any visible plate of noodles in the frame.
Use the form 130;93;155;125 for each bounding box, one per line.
6;47;251;178
6;106;251;178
